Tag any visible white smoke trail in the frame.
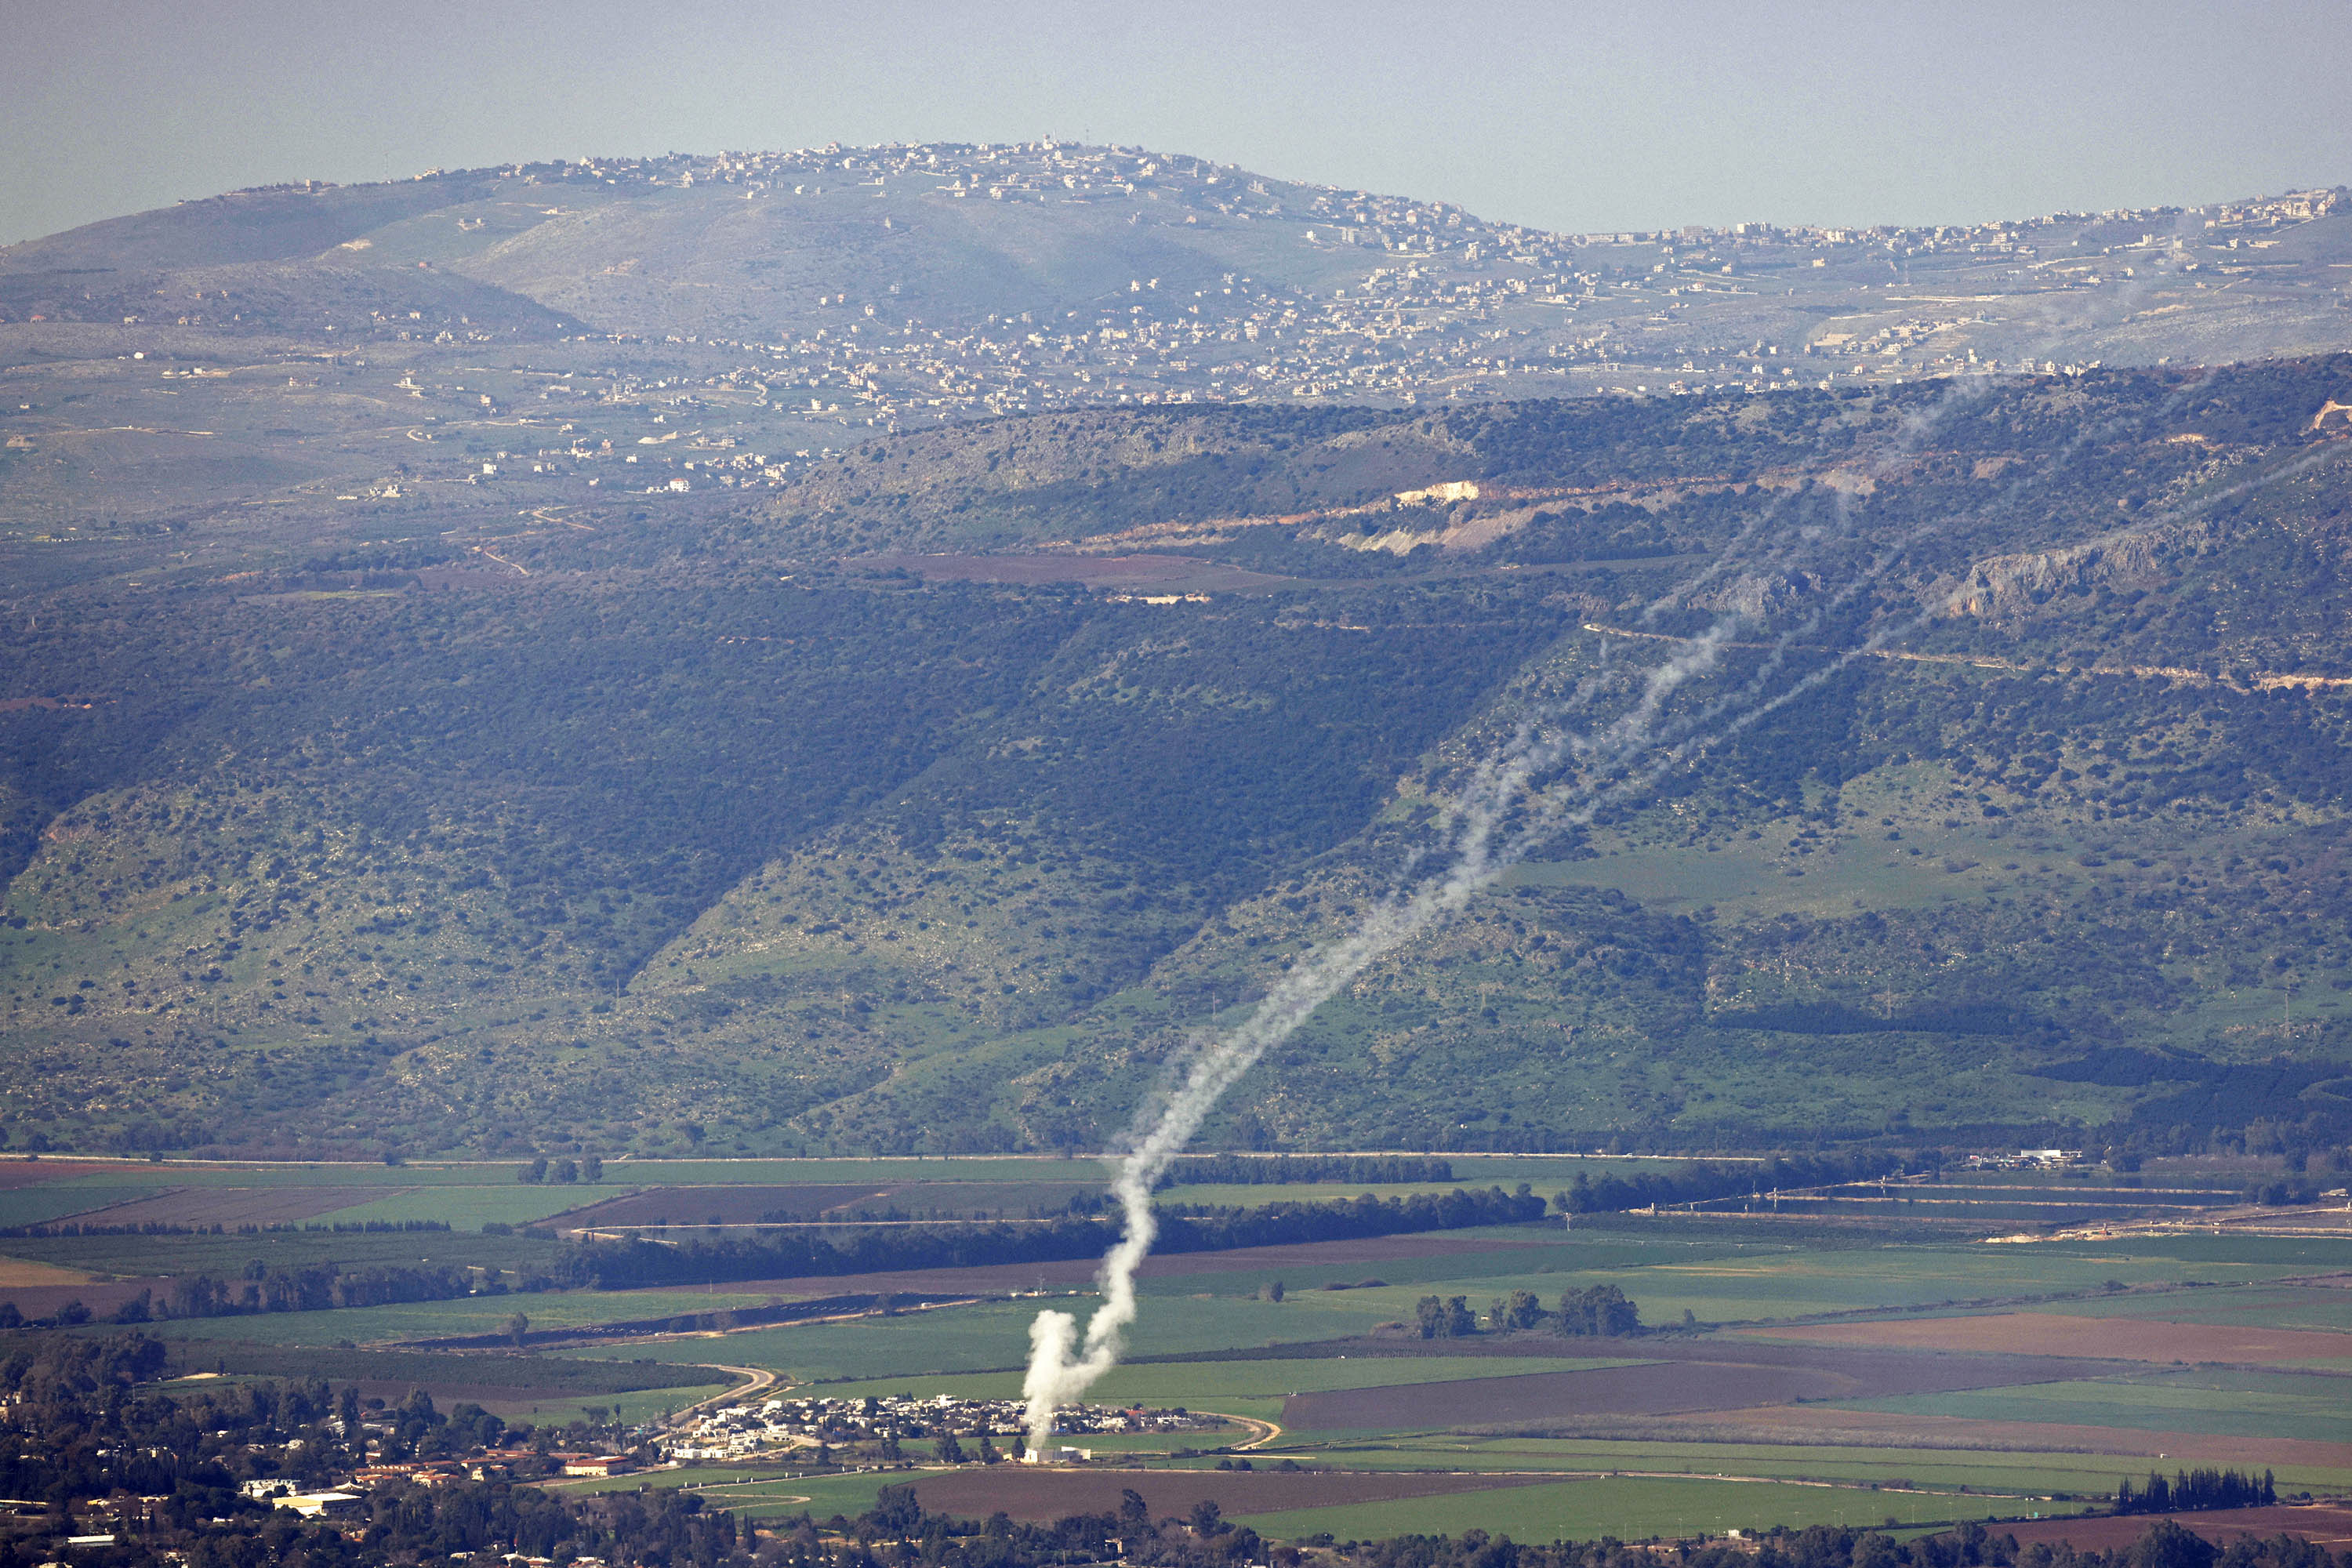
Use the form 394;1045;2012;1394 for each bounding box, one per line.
1020;631;1730;1452
1018;352;2349;1453
1019;389;1995;1451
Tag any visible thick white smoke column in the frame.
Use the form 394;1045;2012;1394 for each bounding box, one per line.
1020;633;1728;1453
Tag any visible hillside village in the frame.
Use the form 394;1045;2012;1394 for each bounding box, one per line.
428;147;2349;495
4;143;2346;505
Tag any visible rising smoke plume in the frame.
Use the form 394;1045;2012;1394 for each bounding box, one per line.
1019;629;1732;1454
1019;320;2330;1453
1019;373;1991;1454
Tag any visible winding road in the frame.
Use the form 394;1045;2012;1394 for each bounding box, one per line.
671;1363;782;1424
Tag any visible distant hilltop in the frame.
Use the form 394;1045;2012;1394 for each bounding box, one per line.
2;140;2347;482
212;140;2348;257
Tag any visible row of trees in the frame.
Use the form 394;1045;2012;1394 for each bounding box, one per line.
159;1261;480;1319
517;1153;603;1184
1162;1153;1454;1187
1414;1283;1642;1339
561;1185;1550;1290
2115;1469;2278;1515
0;1218;448;1240
0;1258;494;1330
1554;1152;1907;1214
1348;1518;2319;1568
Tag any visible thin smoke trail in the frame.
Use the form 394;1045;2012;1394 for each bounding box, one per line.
1018;359;2346;1453
1019;383;2000;1452
1018;631;1732;1453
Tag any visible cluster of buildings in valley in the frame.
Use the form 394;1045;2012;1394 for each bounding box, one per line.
662;1393;1217;1465
238;1448;640;1519
118;1392;1223;1528
1962;1148;2090;1171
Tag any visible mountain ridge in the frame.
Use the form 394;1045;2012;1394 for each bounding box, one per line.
2;150;2350;1168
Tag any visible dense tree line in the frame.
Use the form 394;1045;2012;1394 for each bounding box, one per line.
158;1261;483;1319
1162;1154;1454;1187
1553;1153;1905;1214
560;1185;1548;1290
0;1255;503;1330
1554;1283;1644;1336
0;1219;448;1239
2115;1470;2277;1515
517;1153;603;1183
1351;1520;2328;1568
1414;1283;1641;1338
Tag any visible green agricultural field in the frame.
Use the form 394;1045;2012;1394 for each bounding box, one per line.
162;1338;727;1389
1832;1369;2352;1445
1602;1243;2294;1323
1123;1230;2312;1336
539;1384;731;1427
651;1468;2048;1541
1248;1435;2352;1497
2038;1284;2352;1334
1124;1230;1744;1305
0;1182;169;1228
683;1469;884;1522
142;1285;780;1347
2;1226;561;1280
554;1465;794;1501
0;1152;1719;1248
564;1294;1343;1383
535;1433;2352;1539
1233;1473;2053;1544
301;1185;614;1229
2049;1234;2352;1270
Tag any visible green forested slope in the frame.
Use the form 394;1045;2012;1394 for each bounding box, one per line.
4;360;2351;1162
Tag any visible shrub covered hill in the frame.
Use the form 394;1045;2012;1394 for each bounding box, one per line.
3;345;2350;1163
2;148;2352;1162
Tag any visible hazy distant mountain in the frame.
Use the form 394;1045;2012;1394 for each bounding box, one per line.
3;143;2347;448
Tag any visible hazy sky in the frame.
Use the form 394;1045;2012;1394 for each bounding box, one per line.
4;0;2348;247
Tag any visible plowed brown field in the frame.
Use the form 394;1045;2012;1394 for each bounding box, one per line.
0;1279;169;1317
1744;1312;2352;1365
0;1160;119;1189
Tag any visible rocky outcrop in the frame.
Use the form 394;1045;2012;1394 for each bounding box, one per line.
1940;519;2197;617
